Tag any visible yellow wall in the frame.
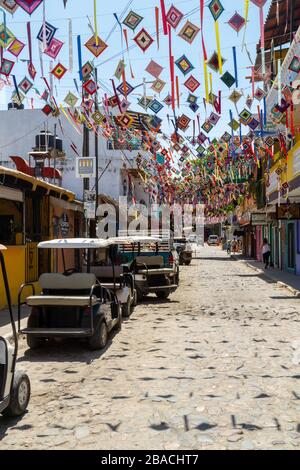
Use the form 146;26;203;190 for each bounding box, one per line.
0;246;25;310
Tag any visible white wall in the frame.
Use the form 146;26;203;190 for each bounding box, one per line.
0;108;150;202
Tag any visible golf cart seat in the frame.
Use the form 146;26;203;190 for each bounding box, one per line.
90;266;124;280
26;296;99;307
26;273;100;307
135;256;164;268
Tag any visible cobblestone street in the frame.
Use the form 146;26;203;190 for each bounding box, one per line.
1;248;300;450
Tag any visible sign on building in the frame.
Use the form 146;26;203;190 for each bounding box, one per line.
76;157;96;178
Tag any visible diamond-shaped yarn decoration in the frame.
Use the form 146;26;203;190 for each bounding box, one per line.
116;113;134;128
120;98;131;113
221;132;232;143
208;0;225;21
51;63;67;80
0;0;19;14
82;61;93;80
123;10;143;31
250;0;268;7
239;108;252;125
117;81;134;97
175;55;195;76
146;60;163;78
254;87;265;101
184;75;200;92
83;79;98;95
164;94;172;106
64;91;78;107
288;56;300;74
209;112;221;125
178;21;200;44
149;99;164;114
228;119;240;131
248;117;260;130
37;22;57;46
18;76;33;94
228;12;246;33
15;0;43;15
177;114;191;131
0;24;15;49
0;58;14;76
202;121;214;134
166;5;184;29
207;51;226;72
221;71;236;88
44;38;64;59
134;28;154;52
137;97;152;110
190;103;200;113
229;90;242;104
151;79;166;94
85;35;108;58
8;38;25;58
12;91;25;105
246;95;253;109
187;94;198;104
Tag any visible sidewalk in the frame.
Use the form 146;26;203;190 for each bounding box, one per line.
233;255;300;296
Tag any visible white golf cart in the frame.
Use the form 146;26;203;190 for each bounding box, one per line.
112;234;180;301
87;239;137;318
0;245;31;417
18;239;122;351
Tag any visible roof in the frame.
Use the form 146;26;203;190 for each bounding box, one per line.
0;166;75;202
0;245;7;251
38;239;113;249
257;0;300;52
110;236;162;245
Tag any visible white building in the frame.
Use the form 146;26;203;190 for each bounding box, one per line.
0;108;153;206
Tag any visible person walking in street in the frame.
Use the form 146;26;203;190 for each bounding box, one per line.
262;238;271;269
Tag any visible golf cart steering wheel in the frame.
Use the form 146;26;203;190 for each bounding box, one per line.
63;268;79;276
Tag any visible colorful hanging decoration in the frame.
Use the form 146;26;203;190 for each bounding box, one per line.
239;108;252;125
177;114;191;131
184;75;200;92
8;38;25;57
229;90;242;104
15;0;42;15
122;10;143;31
207;51;226;73
18;76;33;94
37;22;57;46
0;57;14;76
151;78;166;94
208;0;225;75
175;55;194;76
254;87;265;101
117;80;134;96
145;60;163;78
228;12;246;33
149;99;164;114
51;62;67;80
220;71;236;88
64;91;78;107
133;28;154;52
83;79;98;95
250;0;268;75
85;35;108;58
44;38;64;59
0;23;15;49
166;5;184;29
178;21;200;44
288;56;300;74
0;1;19;14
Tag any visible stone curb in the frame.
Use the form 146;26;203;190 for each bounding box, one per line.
232;256;300;298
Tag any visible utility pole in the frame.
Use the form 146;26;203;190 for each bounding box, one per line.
82;102;90;238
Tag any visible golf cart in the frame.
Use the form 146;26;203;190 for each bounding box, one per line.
114;234;180;301
87;239;137;318
173;238;193;266
18;239;122;351
0;245;30;417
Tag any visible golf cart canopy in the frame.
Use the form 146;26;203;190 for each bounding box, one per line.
110;236;162;245
0;245;7;251
38;239;114;249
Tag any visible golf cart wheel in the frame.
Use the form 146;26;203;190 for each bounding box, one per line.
88;321;108;351
122;297;131;318
133;289;138;307
156;291;170;300
27;311;46;350
2;371;30;417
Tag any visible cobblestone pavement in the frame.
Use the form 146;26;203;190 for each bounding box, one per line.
1;247;300;450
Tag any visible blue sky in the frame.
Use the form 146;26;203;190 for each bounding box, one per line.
0;0;271;138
